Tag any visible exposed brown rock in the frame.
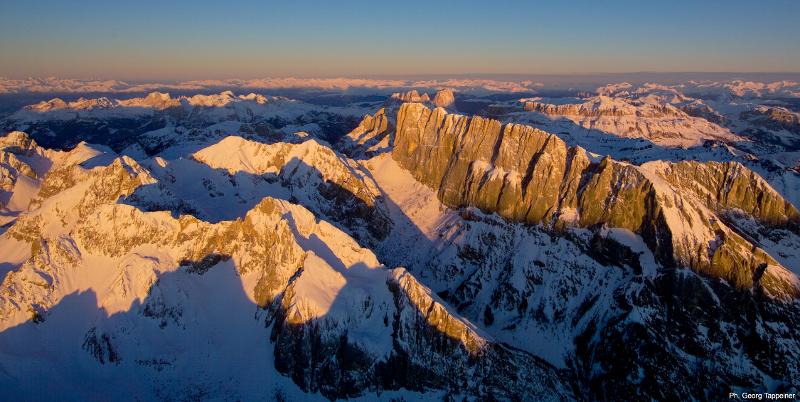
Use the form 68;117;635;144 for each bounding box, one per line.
432;88;455;108
648;160;800;227
392;103;800;298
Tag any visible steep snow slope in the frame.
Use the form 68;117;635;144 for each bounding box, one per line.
190;136;390;242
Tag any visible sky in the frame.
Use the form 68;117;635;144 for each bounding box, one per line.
1;0;799;80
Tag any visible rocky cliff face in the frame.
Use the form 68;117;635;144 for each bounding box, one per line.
372;184;800;401
679;100;726;125
378;103;800;400
0;142;38;197
646;160;799;226
271;264;571;400
1;131;113;223
393;103;800;298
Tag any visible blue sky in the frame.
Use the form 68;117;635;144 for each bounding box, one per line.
1;0;798;80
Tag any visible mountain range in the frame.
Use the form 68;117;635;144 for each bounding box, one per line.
1;79;799;400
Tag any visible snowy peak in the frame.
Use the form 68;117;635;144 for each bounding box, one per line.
191;136;379;203
190;135;391;241
0;136;572;399
723;80;800;98
119;91;181;109
0;131;39;152
740;105;800;134
1;131;114;218
20;91;285;115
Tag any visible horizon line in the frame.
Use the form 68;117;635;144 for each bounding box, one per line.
3;71;800;83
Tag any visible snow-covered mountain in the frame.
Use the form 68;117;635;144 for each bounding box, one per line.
520;95;741;147
2;90;371;157
1;81;799;400
0;131;571;400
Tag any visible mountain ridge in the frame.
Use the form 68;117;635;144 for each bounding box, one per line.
392;102;799;298
1;83;800;400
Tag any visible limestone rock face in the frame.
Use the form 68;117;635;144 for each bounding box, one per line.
393;103;613;226
0;131;39;151
432;88;455;108
393;102;800;298
122;91;182;110
679;100;726;125
271;265;572;400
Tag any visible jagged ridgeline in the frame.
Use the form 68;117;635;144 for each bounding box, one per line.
393;102;800;299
